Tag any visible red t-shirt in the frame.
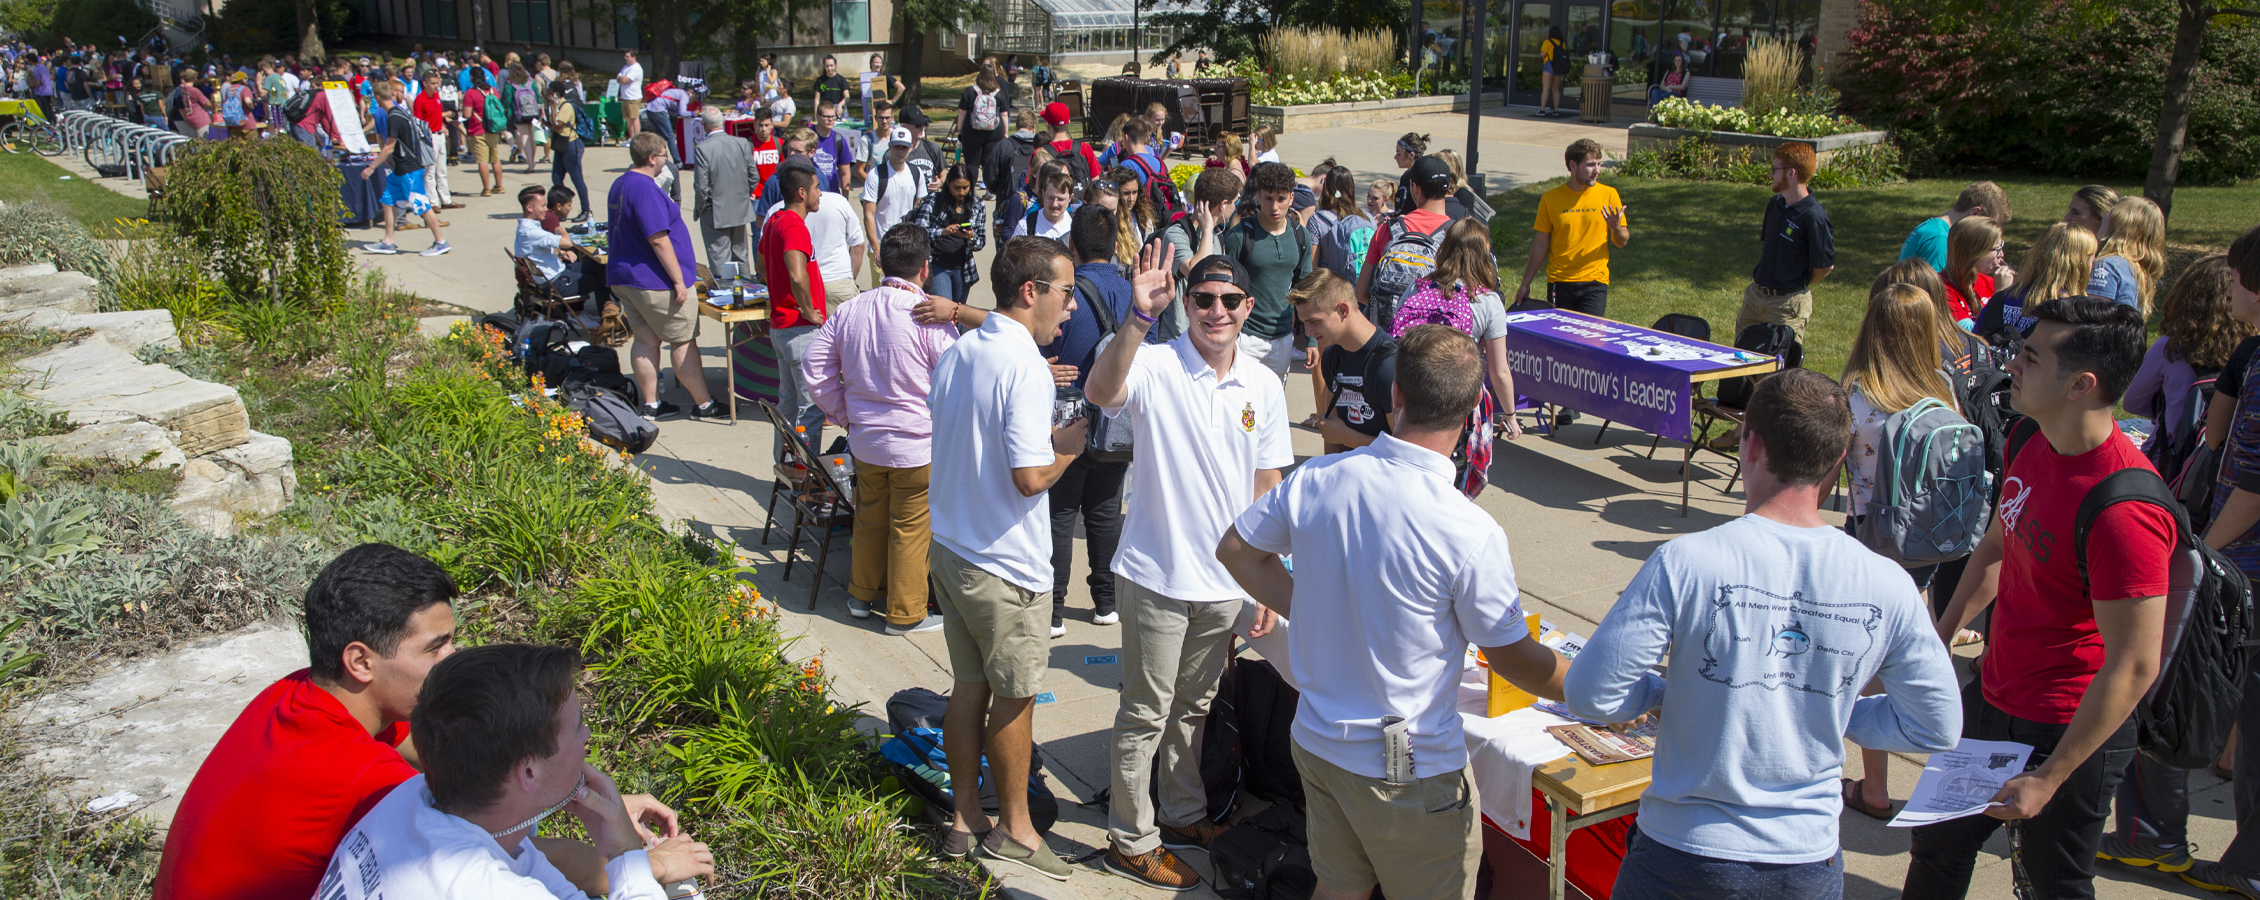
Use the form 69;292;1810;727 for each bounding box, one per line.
411;92;445;132
750;137;780;200
1983;427;2176;724
1942;271;1994;324
1362;208;1453;280
760;209;826;329
151;670;415;900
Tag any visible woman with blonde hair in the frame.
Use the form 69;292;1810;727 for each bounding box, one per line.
1205;131;1250;179
1838;282;1963;821
2090;196;2166;315
2126;255;2253;451
1392;218;1523;440
1432;148;1495;224
1940;216;2010;327
1975;222;2098;339
2063;183;2119;234
1252;124;1280;164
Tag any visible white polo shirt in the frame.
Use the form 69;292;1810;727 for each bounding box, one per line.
1232;433;1529;779
1104;335;1292;602
765;191;864;284
929;313;1060;592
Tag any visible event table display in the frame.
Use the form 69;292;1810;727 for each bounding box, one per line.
335;155;381;228
1504;308;1781;513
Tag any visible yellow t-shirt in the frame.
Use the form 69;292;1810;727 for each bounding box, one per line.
1541;39;1561;63
1533;181;1624;284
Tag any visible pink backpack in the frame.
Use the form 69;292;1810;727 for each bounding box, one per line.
1389;279;1477;338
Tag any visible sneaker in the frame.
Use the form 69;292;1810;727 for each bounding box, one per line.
365;241;399;255
940;826;990;860
687;401;727;419
571;210;592;223
1093;610;1120;626
980;830;1073;882
419;242;452;257
886;614;944;636
1157;819;1226;851
1050;622;1068;639
2098;833;2195;873
846;598;874;619
2182;860;2260;898
1102;845;1199;891
640;400;683;421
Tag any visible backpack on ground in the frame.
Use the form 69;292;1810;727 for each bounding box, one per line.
1208;804;1316;900
1851;396;1991;567
1315;213;1376;282
879;688;1060;833
1124;153;1186;223
1364;213;1453;330
1388;279;1477;337
561;382;659;454
970;87;1001;131
2006;419;2258;770
1714;322;1802;410
1230;656;1304;808
481;88;508;133
514;319;573;378
280;85;315;123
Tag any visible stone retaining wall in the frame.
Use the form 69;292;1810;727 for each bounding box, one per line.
1625;123;1889;166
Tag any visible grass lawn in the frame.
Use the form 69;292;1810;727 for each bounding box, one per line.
1489;174;2260;379
0;151;148;229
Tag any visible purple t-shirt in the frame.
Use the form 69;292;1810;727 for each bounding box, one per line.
605;171;698;292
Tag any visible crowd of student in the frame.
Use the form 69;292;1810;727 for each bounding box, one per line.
116;39;2260;897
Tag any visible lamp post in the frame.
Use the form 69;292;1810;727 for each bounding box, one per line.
1464;0;1484;189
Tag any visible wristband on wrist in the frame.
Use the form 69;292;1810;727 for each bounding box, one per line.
1131;307;1158;324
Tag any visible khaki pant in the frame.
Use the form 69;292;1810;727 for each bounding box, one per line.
426;133;452;206
849;461;931;626
1735;282;1813;343
1107;580;1240;854
1293;740;1481;900
470;132;503;165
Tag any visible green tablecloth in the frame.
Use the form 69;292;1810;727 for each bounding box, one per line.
591;98;625;144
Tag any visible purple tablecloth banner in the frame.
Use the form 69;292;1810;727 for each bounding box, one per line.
731;322;782;407
1503;309;1775;443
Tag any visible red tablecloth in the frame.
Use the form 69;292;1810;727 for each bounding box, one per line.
1486;792;1635;900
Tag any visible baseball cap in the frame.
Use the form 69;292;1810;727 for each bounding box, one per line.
889;125;913;147
899;106;930;127
1407;155;1453;196
1184;254;1251;291
1042;101;1070;127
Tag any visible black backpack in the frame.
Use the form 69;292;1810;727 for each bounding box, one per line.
1231;656;1304;808
1950;335;2018;477
1123;153;1187;223
1208;805;1317;900
281;85;315;124
2006;420;2258;770
2146;369;2222;504
1714;322;1802;410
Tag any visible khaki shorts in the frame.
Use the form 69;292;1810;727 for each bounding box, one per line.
623;99;645;125
470;132;502;165
1736;282;1813;343
930;542;1050;698
1292;740;1481;900
611;285;699;345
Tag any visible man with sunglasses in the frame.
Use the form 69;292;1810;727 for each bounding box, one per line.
1081;246;1292;890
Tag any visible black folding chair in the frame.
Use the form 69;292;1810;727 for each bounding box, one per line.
757;400;856;609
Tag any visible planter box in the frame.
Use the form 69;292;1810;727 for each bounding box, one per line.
1627;123;1888;166
1254;90;1507;133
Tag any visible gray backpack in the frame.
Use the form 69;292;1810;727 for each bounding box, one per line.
1853;396;1991;566
562;383;658;454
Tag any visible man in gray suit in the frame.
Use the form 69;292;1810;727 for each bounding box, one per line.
693;107;759;279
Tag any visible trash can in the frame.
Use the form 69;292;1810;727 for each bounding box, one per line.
1580;74;1613;123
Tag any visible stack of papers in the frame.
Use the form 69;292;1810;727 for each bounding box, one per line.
1888;738;2035;827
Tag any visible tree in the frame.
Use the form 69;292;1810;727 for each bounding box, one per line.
1143;0;1408;68
296;0;324;62
895;0;990;103
575;0;827;87
2145;0;2258;217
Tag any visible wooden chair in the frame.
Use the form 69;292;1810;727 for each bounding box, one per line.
507;251;585;327
757;400;855;608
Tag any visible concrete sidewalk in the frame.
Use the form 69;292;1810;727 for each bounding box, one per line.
54;116;2229;899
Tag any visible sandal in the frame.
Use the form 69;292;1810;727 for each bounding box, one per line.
1841;777;1895;821
1952;629;1984;647
1299;413;1326;429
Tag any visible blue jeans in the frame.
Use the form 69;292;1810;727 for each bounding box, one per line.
1614;830;1844;900
551;137;589;214
927;268;971;305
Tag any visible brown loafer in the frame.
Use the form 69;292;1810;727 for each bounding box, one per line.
1102;845;1198;891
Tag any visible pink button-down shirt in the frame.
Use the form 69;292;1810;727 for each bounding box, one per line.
802;278;960;469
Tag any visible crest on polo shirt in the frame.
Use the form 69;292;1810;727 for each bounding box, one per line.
1241;402;1255;431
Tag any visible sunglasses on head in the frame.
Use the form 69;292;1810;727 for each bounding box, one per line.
1190;290;1248;310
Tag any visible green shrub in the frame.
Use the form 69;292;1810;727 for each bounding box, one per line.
0;203;118;306
1619;135;1904;188
150;139;352;305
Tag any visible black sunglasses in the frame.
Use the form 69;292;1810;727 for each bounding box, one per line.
1190;290;1248;310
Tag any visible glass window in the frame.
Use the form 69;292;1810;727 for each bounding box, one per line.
615;7;638;49
422;0;458;36
832;0;869;43
507;0;551;42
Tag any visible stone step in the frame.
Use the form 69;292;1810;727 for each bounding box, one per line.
0;308;180;353
0;270;100;315
171;430;296;538
13;333;248;456
30;420;187;470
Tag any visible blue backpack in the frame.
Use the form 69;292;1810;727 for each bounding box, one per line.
880;688;1060;832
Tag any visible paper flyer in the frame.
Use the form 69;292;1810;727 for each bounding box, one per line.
1887;738;2034;827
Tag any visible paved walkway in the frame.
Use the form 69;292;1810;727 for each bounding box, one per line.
49;114;2226;899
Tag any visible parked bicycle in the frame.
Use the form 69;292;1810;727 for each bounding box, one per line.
0;98;64;156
